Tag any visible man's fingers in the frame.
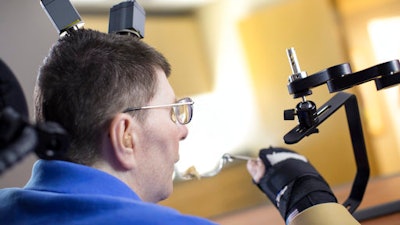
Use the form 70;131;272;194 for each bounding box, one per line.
247;158;265;183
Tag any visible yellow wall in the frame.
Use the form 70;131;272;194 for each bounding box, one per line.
161;161;267;218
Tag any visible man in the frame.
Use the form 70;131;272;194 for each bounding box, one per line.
0;29;359;224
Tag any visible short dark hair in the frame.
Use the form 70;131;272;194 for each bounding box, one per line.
34;29;170;165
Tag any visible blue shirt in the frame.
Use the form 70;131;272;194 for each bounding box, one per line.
0;160;218;225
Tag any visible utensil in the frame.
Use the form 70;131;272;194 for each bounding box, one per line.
175;153;255;180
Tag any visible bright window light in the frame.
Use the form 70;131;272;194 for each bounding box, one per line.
174;1;258;178
367;16;400;154
368;17;400;62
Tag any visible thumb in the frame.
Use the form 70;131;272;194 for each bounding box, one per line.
247;158;265;183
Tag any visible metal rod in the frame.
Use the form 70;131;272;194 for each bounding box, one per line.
175;153;255;180
287;47;301;74
223;153;254;161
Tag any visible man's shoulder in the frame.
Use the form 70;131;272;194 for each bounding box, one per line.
0;187;217;225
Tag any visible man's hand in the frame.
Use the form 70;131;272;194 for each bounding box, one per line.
247;147;337;223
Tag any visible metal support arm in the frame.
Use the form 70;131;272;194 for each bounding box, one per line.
284;92;370;213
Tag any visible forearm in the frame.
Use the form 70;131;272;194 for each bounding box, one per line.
289;203;360;225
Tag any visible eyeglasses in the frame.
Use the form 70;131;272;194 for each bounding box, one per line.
123;97;194;125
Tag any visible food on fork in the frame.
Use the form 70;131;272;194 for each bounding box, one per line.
183;165;201;180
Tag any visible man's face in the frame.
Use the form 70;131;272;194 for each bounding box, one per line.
134;68;188;203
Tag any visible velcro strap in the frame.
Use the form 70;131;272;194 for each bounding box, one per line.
265;159;320;194
280;175;336;218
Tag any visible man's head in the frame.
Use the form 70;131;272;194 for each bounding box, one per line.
35;29;189;202
35;29;170;165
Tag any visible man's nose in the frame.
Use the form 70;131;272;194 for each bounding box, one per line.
179;124;189;141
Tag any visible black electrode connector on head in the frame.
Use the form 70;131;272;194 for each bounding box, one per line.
108;0;146;38
40;0;84;36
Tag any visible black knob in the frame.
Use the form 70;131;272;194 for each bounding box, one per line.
284;109;296;120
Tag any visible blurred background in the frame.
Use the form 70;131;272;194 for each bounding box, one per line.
1;0;400;222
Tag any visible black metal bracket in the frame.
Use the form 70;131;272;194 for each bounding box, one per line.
283;47;400;218
284;92;370;213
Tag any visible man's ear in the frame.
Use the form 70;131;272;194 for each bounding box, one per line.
108;113;137;170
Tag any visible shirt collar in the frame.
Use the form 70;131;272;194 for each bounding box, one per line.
25;159;140;200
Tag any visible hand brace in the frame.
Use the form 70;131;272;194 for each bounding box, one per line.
256;147;337;222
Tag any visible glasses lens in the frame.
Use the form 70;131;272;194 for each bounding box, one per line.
172;98;193;124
